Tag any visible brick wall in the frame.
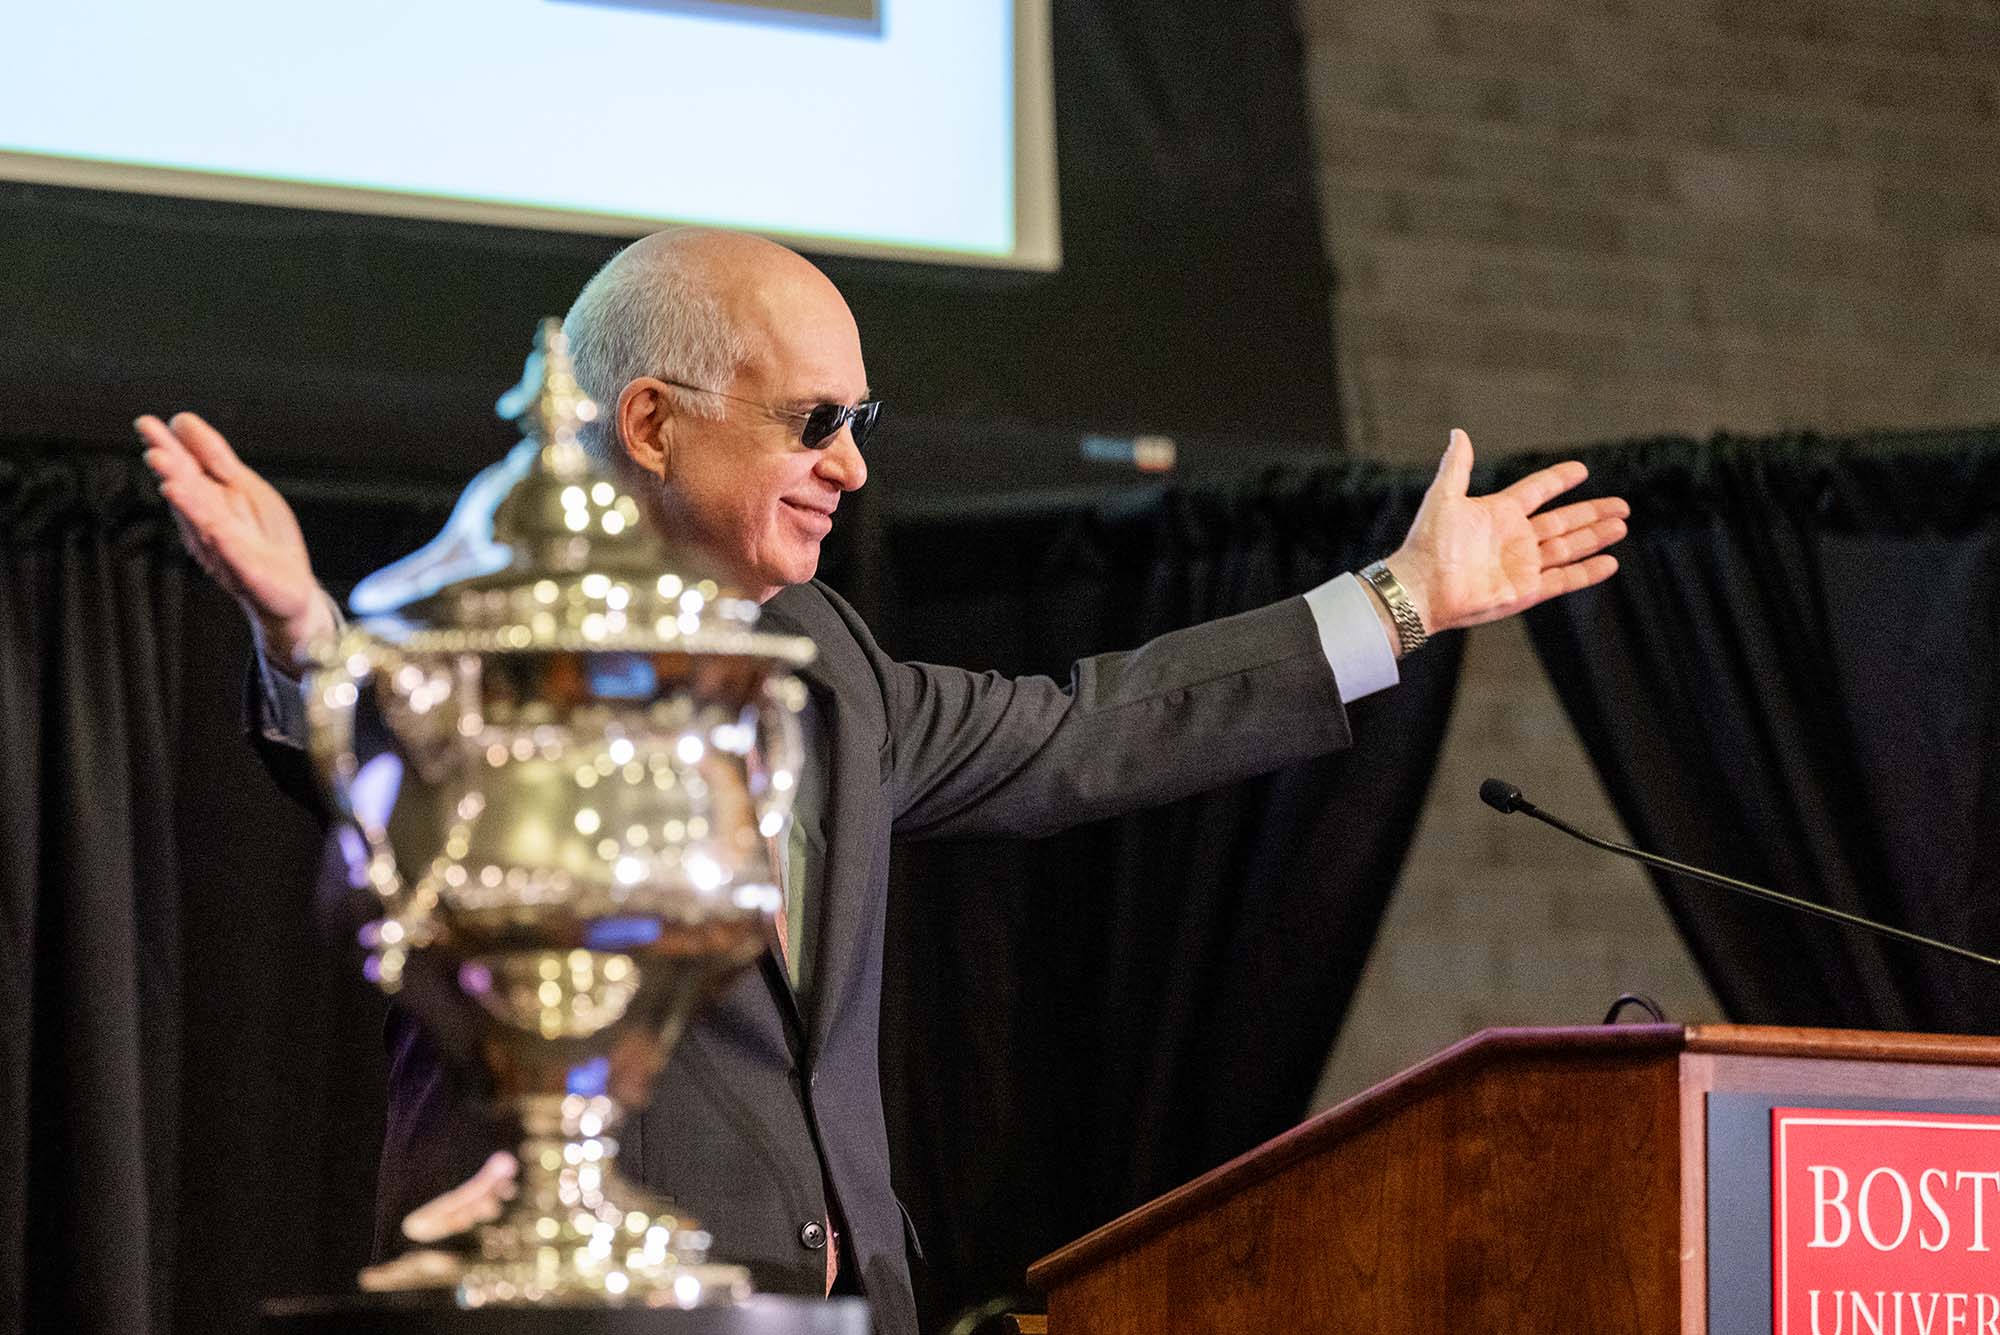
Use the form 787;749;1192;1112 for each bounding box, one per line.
1299;0;2000;1107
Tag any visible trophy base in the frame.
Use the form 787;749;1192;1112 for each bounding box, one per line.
459;1258;752;1310
263;1292;870;1334
357;1247;753;1309
450;1095;750;1307
358;1099;754;1309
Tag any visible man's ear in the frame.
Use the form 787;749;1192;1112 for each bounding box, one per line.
616;378;674;479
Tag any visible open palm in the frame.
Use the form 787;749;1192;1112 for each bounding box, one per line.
137;411;332;668
1391;429;1627;634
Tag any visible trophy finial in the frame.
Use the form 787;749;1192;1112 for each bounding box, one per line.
495;317;598;478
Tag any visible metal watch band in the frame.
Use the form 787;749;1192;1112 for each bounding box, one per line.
1359;560;1428;656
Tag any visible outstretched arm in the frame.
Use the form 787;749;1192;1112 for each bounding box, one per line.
1376;427;1627;644
136;411;335;672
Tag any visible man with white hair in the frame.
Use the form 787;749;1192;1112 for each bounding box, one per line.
139;227;1627;1335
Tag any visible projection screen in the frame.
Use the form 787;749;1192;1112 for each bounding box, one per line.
0;0;1058;269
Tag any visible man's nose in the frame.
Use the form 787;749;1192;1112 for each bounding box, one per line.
816;429;868;492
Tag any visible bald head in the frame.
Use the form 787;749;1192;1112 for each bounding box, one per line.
562;228;849;464
641;227;836;307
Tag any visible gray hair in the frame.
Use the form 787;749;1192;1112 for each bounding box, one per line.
560;231;754;465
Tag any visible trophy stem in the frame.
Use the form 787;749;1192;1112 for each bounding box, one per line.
456;1092;751;1307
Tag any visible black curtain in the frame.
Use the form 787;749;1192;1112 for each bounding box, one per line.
0;449;450;1335
1508;429;2000;1034
868;465;1465;1327
0;452;189;1335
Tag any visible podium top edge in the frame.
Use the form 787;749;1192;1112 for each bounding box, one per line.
1684;1022;2000;1064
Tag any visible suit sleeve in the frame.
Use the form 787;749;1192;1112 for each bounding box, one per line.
244;651;330;818
878;596;1351;841
242;588;346;818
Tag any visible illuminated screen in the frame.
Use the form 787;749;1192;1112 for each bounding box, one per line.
0;0;1058;268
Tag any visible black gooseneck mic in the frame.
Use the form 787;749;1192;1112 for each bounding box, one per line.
1479;778;2000;972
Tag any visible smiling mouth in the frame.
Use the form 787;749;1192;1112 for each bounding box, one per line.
783;499;836;518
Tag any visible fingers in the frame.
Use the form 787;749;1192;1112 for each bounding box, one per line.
402;1151;519;1245
139;413;258;542
133;414;178;454
138;414;203;489
1537;514;1628;566
1528;496;1629;542
165;411;256;487
1531;492;1630;567
1498;459;1589;516
140;414;228;515
1462;552;1621;629
143;418;239;573
138;411;271;513
1536;553;1619;601
152;455;233;536
137;413;221;482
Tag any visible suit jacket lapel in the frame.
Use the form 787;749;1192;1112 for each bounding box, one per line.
757;950;806;1058
761;588;873;1061
800;664;871;1058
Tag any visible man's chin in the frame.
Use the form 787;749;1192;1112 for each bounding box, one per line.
781;550;821;589
751;547;820;600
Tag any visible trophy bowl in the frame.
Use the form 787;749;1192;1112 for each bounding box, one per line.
306;319;813;1307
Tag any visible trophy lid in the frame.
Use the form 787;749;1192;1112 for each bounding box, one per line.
345;319;813;666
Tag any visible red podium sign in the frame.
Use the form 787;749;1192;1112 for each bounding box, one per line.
1773;1107;2000;1334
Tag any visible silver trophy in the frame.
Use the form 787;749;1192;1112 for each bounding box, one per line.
307;319;813;1307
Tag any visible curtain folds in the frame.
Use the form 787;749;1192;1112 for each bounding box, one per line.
0;453;187;1335
0;450;417;1335
1504;429;2000;1033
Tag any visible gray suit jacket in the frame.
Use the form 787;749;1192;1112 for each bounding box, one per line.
293;579;1351;1335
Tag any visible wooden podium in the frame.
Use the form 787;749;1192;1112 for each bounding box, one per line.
1027;1025;2000;1334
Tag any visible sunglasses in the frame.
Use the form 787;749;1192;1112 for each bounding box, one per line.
656;376;883;450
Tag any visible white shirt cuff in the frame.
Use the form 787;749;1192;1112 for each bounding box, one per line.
1303;572;1399;704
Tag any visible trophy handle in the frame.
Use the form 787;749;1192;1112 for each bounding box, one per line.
307;630;431;988
751;676;806;836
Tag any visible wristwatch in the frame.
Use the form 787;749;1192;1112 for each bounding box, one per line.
1359;560;1428;657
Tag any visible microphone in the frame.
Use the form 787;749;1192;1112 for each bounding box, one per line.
1478;778;1527;815
1480;777;2000;972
